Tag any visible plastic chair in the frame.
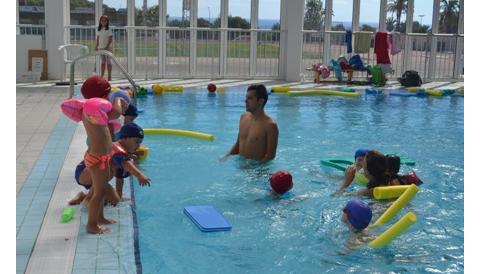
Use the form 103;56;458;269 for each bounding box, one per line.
58;44;90;82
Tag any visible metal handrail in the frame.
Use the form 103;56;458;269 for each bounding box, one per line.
68;50;138;105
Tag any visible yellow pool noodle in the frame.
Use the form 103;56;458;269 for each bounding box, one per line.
271;86;290;93
217;87;225;93
369;212;417;248
144;128;215;141
373;185;411;200
406;87;422;92
456;89;464;94
371;184;419;227
136;146;149;160
426;89;444;96
288;90;361;97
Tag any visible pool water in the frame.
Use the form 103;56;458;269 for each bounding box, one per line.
133;88;463;273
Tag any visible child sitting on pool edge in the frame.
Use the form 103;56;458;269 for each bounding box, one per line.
68;123;151;206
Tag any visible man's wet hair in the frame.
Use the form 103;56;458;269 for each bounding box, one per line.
247;84;268;106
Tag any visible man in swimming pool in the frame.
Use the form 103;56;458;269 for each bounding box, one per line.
224;84;279;163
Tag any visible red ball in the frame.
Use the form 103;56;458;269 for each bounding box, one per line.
269;171;293;195
207;83;217;92
81;75;111;99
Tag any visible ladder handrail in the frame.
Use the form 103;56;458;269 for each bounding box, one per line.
69;50;138;105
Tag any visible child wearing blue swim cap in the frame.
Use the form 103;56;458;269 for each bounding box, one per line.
335;149;368;194
340;199;375;254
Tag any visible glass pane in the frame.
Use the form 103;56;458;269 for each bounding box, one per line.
70;0;95;25
412;0;432;33
303;0;325;30
167;0;190;27
103;0;128;27
19;0;45;25
135;0;159;26
438;0;460;33
228;0;251;29
386;0;407;33
332;0;353;31
259;0;280;30
360;0;379;31
198;0;220;28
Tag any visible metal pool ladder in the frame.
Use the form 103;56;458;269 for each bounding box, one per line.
68;50;139;104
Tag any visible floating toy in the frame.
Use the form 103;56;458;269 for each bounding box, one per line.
184;205;232;232
61;207;76;223
340;88;354;92
288;90;361;97
371;184;419;227
207;83;216;92
390;91;416;97
368;212;417;248
136;146;149;160
144;128;215;141
152;84;183;93
365;88;383;95
108;90;132;105
373;185;410;200
456;89;464;94
320;159;353;172
354;170;369;185
271;86;290;93
405;87;423;92
269;171;293;195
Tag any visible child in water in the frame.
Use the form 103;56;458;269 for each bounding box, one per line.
339;199;375;254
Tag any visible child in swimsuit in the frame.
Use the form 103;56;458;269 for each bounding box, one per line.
336;149;368;194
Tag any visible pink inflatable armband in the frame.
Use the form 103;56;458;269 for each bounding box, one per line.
108;119;122;133
83;98;112;126
60;98;86;122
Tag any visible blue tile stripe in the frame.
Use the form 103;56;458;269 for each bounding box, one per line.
16;116;77;274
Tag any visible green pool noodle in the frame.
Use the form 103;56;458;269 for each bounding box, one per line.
61;207;76;223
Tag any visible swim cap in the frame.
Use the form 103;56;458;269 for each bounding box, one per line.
269;171;293;195
120;123;144;139
344;200;372;230
81;75;111;99
354;149;368;160
207;83;217;92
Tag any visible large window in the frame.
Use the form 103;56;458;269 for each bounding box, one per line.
412;0;432;33
167;0;190;27
332;0;353;31
228;0;251;29
198;0;220;27
360;0;379;32
303;0;325;31
386;0;407;33
259;0;280;30
103;0;128;27
19;0;45;25
135;0;159;26
69;0;95;26
438;0;460;34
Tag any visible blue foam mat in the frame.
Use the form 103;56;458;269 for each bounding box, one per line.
184;205;232;232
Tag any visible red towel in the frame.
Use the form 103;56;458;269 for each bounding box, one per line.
374;32;391;64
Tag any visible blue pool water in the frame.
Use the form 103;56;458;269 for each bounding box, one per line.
133;87;464;273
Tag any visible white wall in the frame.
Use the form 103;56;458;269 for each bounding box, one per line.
16;35;43;80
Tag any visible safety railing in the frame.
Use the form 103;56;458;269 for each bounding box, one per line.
66;25;282;79
69;50;138;104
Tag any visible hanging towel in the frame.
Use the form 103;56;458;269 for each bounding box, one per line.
389;32;402;55
346;30;352;53
374;32;391;64
354;32;372;53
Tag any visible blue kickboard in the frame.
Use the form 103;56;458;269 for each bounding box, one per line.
184;205;232;232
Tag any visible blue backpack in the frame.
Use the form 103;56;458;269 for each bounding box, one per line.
349;54;366;70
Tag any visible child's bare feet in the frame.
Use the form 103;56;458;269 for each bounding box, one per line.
68;192;86;205
86;224;110;234
99;217;116;225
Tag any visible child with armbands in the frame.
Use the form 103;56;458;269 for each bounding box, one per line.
335;149;368;194
68;123;151;206
61;75;128;234
386;154;423;186
339;199;375;254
